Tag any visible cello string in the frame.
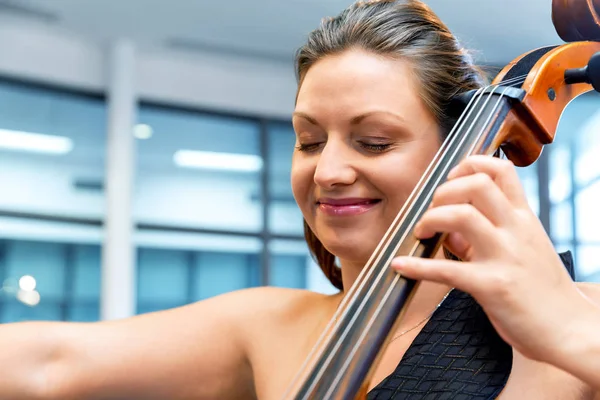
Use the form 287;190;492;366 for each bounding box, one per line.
325;88;506;398
285;74;527;398
321;74;528;330
297;76;528;398
300;84;500;398
281;82;491;399
325;85;515;395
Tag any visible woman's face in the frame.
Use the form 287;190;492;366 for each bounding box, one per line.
291;49;442;266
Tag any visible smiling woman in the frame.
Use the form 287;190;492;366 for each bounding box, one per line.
292;50;445;290
0;0;599;399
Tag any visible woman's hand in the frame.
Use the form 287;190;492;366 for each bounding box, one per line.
391;155;597;365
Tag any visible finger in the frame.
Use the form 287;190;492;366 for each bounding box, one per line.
444;232;472;260
415;204;499;258
432;172;513;226
447;155;528;208
391;256;483;294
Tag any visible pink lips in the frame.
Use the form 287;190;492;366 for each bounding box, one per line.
317;197;381;216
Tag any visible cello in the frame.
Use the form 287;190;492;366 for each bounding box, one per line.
282;0;600;398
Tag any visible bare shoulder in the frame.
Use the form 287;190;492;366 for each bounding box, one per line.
232;285;338;341
232;286;341;399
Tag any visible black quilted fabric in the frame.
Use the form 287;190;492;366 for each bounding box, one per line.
367;251;575;400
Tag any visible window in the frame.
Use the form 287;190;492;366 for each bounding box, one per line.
267;122;304;236
0;239;100;322
548;90;600;281
0;80;106;219
136;236;261;314
135;105;263;233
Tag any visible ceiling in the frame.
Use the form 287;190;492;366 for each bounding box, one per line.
0;0;565;66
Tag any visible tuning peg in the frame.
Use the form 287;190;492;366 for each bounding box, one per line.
565;52;600;93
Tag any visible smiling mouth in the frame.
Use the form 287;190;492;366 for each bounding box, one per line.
316;199;381;206
316;199;382;216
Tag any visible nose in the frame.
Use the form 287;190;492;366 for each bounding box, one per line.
314;140;357;190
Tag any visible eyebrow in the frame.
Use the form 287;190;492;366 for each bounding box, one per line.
292;110;406;127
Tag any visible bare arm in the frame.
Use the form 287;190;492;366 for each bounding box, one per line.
547;283;600;394
0;288;263;400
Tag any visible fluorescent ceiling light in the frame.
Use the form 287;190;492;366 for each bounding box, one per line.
174;150;263;172
133;124;153;140
0;129;73;154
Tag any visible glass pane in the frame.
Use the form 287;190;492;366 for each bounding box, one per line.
269;240;308;289
306;257;339;295
572;92;600;186
554;242;573;255
135;106;262;233
575;245;600;282
137;248;189;306
1;302;62;322
0;81;106;218
192;251;260;301
268;240;338;294
72;244;101;301
550;201;573;243
515;165;539;216
67;303;100;322
575;180;600;242
548;144;571;204
5;240;65;300
268;122;304;235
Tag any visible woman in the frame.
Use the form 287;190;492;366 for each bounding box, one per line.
1;0;599;399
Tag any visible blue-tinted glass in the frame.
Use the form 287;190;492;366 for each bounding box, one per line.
68;304;100;322
575;245;600;283
570;92;600;186
515;165;539;216
271;255;306;289
5;241;65;300
135;105;262;233
268;122;304;235
1;301;62;322
137;248;188;305
550;201;573;243
554;242;573;255
72;244;101;301
575;181;600;242
0;81;106;217
550;90;600;248
137;302;182;315
548;145;572;204
193;252;259;300
306;257;339;295
269;239;338;294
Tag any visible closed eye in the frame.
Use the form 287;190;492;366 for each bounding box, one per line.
358;142;391;153
295;142;323;153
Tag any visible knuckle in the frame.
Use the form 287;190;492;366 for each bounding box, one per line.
458;204;477;221
432;186;446;205
498;158;515;174
488;271;515;296
472;173;492;191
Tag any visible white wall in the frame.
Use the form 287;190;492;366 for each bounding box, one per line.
0;20;298;119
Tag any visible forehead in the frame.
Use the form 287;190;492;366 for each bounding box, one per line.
295;49;429;121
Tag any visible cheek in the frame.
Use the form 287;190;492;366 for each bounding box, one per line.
379;146;438;208
290;160;314;210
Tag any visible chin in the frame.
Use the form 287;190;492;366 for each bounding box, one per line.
320;233;378;266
